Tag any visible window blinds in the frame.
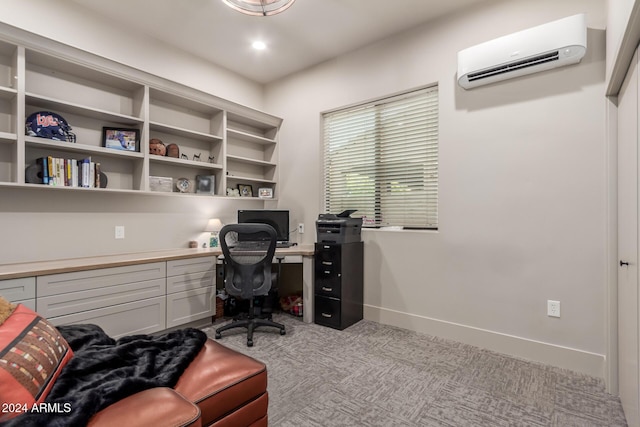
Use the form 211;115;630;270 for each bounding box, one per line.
322;86;438;228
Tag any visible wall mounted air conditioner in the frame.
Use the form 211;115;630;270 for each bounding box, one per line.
457;14;586;89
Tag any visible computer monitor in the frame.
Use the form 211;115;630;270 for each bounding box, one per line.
237;209;290;244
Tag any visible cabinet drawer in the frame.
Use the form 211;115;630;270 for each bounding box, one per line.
314;295;341;329
167;271;214;294
13;299;36;311
37;278;165;319
167;257;216;277
314;264;341;281
166;286;215;328
0;277;36;301
314;279;341;299
315;244;342;270
37;262;166;297
47;296;166;339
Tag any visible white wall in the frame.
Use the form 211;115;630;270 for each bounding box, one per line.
266;0;608;376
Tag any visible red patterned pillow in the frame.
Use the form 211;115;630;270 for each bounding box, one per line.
0;304;73;421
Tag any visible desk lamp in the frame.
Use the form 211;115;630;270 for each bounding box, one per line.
204;218;223;248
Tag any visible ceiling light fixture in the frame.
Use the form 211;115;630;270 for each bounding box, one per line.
252;41;267;50
221;0;296;17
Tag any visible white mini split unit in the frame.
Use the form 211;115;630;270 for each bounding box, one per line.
457;14;587;89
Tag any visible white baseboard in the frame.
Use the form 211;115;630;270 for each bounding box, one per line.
363;305;605;379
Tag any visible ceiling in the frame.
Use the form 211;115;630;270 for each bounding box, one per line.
70;0;488;84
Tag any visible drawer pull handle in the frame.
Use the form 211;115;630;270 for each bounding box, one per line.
322;261;332;265
321;313;332;318
323;245;330;249
324;270;331;274
322;287;333;292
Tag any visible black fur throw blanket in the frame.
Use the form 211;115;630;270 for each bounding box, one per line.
1;324;207;427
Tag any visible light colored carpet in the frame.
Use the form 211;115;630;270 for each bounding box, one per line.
202;314;627;427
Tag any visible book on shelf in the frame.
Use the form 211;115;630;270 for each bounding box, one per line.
36;155;104;189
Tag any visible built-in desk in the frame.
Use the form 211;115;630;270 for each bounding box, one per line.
0;245;316;334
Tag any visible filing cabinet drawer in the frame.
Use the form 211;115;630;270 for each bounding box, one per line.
314;295;341;329
314;278;342;299
315;244;343;271
314;264;341;281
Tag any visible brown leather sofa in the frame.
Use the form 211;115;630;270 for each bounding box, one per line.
88;339;268;427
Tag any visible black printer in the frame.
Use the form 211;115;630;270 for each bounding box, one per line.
316;210;362;243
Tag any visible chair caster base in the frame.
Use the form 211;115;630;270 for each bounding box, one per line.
280;329;286;335
215;332;221;339
247;339;253;347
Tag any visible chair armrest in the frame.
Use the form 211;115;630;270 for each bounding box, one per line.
87;387;201;427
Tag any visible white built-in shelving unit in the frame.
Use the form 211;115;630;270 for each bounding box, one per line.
0;32;282;199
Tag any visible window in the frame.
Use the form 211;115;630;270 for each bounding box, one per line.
322;86;438;229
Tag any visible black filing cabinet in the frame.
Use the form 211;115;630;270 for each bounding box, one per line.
314;241;363;330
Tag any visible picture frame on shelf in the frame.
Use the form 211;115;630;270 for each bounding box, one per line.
196;175;215;195
238;184;253;197
258;187;273;199
102;127;140;152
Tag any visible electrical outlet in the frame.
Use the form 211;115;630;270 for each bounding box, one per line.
115;226;125;239
298;223;304;234
547;300;560;318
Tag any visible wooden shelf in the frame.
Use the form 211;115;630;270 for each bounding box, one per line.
26;93;143;126
0;132;17;143
227;128;276;145
226;175;276;185
25;136;144;159
150;121;222;142
226;154;276;167
0;86;17;100
149;154;223;170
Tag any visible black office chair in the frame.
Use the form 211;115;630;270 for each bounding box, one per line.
214;223;286;346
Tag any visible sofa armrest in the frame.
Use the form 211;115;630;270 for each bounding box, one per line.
87;387;201;427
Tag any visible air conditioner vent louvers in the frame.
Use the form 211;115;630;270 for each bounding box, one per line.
468;51;560;82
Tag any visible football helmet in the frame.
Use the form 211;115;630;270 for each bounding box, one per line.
25;111;76;143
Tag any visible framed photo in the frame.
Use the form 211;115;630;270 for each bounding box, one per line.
102;127;140;152
196;175;215;195
238;184;253;197
258;187;273;199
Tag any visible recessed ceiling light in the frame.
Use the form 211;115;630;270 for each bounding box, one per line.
252;41;267;50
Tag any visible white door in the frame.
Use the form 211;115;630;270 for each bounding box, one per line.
618;49;640;426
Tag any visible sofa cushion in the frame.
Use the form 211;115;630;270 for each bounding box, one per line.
174;340;268;426
0;304;73;421
88;387;202;427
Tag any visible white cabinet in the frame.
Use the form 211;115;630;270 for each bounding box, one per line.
166;257;216;328
0;277;36;311
36;263;167;338
1;254;221;337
